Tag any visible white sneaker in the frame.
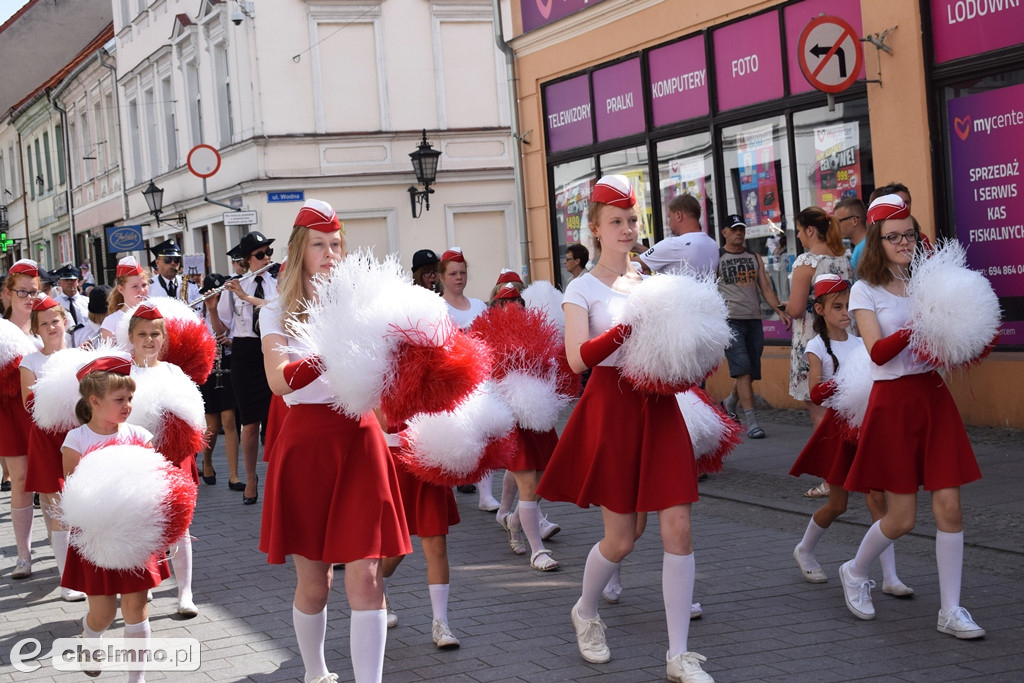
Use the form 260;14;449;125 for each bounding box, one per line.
882;579;914;597
570;600;610;663
431;619;460;649
602;583;621;604
308;675;339;683
61;587;87;602
177;597;199;618
937;606;985;639
478;495;500;512
794;546;827;583
385;594;398;628
540;515;561;540
839;561;875;620
667;651;714;683
690;602;703;619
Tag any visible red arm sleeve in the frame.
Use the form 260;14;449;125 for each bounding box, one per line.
579;324;631;369
869;328;912;366
283;356;324;391
809;380;837;406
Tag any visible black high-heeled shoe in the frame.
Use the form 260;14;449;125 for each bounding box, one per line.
228;480;246;491
202;468;217;486
243;475;259;505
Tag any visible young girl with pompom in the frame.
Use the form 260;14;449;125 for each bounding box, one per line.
60;353;167;682
126;303;203;618
2;259;44;580
19;295;83;600
536;175;713;683
259;199;411;683
789;275;912;597
838;194;984;639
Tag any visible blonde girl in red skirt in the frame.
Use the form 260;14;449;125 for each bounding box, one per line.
789;275;911;596
537;176;712;683
60;353;166;683
839;194;983;638
19;294;85;600
260;200;411;683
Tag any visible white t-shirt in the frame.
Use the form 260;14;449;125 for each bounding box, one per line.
62;422;154;456
259;298;334;406
18;349;54;378
217;274;278;339
562;272;631;367
640;231;720;276
804;334;861;381
445;298;487;329
849;280;932;381
100;309;126;339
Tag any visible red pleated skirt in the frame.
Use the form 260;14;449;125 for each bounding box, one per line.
391;449;460;537
61;545;171;596
25;424;67;493
259;403;412;564
789;408;857;488
262;393;288;462
844;372;981;494
507;427;558;472
537;366;699;514
0;396;31;457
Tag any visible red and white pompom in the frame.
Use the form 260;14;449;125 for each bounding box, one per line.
521;280;566;333
494;370;570;432
128;364;206;465
0;318;38;399
289;250;487;420
30;347;96;432
906;240;1001;370
396;383;516;487
675;388;742;475
58;443;197;570
116;299;216;384
826;341;873;439
619;272;731;394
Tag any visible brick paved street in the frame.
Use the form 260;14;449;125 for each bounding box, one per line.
2;410;1022;681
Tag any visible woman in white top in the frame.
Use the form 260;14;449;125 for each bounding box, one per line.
100;256;150;343
437;247;497;510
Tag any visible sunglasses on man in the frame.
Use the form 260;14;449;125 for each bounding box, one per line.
161;256;182;264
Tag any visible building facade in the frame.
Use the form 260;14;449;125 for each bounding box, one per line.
508;0;1024;427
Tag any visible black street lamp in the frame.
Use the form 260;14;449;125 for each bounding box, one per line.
142;180;186;226
407;130;441;218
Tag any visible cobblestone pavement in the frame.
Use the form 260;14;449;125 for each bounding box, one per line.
2;409;1022;681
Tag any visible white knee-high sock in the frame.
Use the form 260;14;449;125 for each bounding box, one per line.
349;609;386;683
580;543;620;619
879;544;902;586
498;471;517;518
428;583;450;623
936;530;964;613
477;471;494;504
663;552;696;658
123;618;150;683
169;534;194;604
293;605;328;682
797;519;827;557
52;530;70;578
12;505;33;560
82;615;105;639
517;501;545;555
604;563;622;593
851;520;893;579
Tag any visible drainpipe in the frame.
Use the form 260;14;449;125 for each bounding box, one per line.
99;48;129;221
491;0;530;281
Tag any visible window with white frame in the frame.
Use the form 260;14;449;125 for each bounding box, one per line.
42;133;53;191
213;43;233;147
93;101;106;170
127;98;143;184
80;109;93;181
69;120;79;184
8;144;18;196
184;59;203;146
313;5;384;133
161;76;178;170
27;144;35;199
432;12;503;129
143;86;160;176
55;123;66;186
104;92;117;171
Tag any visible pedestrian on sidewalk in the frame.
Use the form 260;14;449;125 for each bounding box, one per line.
789;274;912;597
537;175;713;683
838;194;984;639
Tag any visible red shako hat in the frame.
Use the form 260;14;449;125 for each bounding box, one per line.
294;199;342;233
494;283;522;301
131;303;163;321
812;273;849;299
31;295;61;312
440;247;465;263
496;268;523;285
591;175;636;208
76;351;133;381
116;256;144;278
867;194;911;225
10;259;39;277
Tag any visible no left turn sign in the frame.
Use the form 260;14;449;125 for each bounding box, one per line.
798;15;863;94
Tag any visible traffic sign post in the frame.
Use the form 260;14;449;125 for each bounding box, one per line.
187;144;222;178
798;15;864;94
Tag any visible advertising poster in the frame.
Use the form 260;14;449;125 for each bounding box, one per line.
667;157;709;231
947;82;1024;345
813;122;861;211
556;177;596;254
737;124;781;229
624;170;654;246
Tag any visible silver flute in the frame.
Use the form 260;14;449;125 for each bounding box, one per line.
187;261;279;307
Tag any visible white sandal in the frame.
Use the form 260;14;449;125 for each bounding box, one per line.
530;549;559;572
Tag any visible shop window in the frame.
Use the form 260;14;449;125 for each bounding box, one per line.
599;145;653;249
721;116;792;339
552;158;596;286
656;132;716;239
792;100;871;214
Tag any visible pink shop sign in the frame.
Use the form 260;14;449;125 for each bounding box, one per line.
593;58;646;142
931;0;1024;64
713;12;785;112
647;35;709;127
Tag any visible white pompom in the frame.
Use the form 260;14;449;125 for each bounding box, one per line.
403;383;515;479
675;390;726;458
619;272;732;390
495;370;569;432
828;342;873;431
0;318;38;365
522;280;566;332
128;364;205;435
31;347;94;431
144;297;202;325
288;250;456;418
58;445;169;570
907;240;1001;369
